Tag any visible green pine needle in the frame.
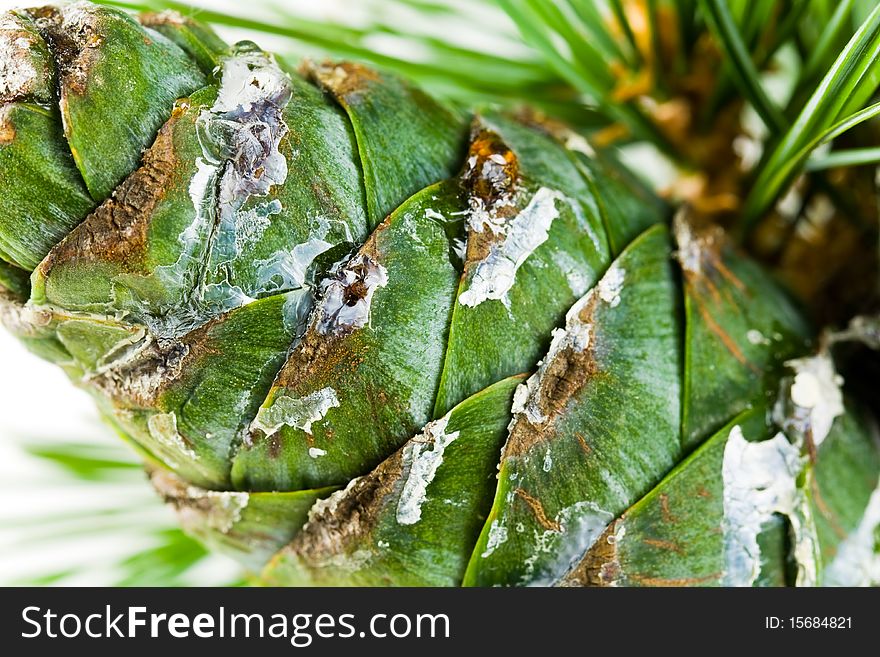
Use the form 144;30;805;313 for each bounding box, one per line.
745;2;880;229
700;0;786;133
806;145;880;171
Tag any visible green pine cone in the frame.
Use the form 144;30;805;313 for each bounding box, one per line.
1;2;878;587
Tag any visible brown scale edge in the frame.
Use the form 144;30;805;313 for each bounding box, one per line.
23;4;105;97
37;108;185;280
272;449;404;576
303;60;380;100
557;520;622;587
503;290;602;460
